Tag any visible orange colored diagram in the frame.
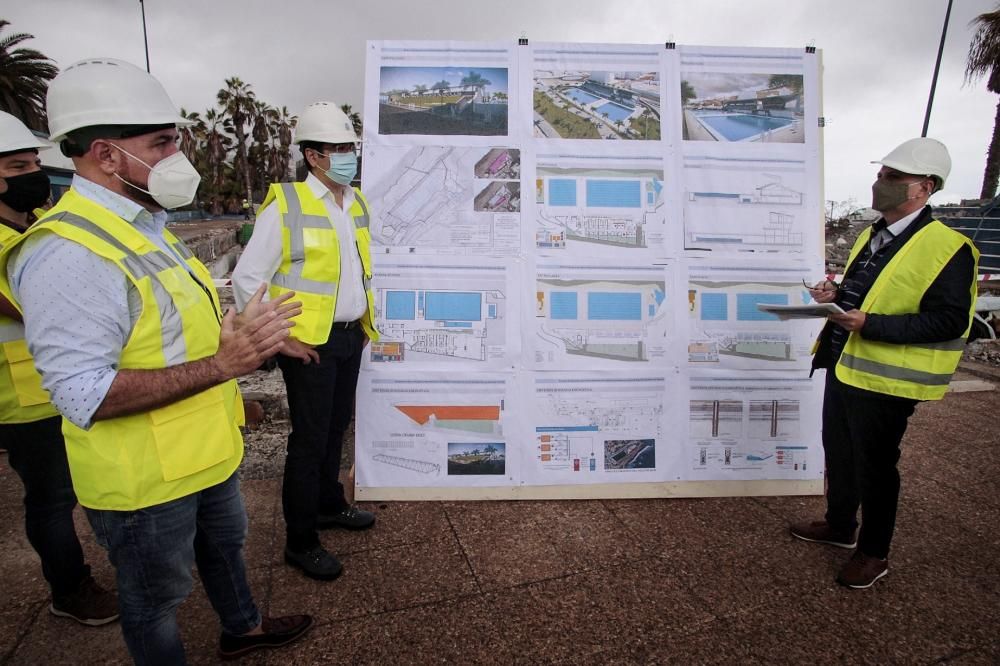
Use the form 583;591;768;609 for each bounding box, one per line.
395;405;501;425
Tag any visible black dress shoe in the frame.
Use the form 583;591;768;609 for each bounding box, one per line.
219;614;314;660
284;545;343;580
317;505;376;531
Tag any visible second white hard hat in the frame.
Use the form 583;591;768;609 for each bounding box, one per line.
46;58;191;143
0;111;50;154
873;137;951;192
293;102;359;145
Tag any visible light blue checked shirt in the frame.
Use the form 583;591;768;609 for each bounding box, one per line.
7;176;187;429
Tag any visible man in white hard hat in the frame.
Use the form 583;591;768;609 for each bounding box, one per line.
0;110;119;627
0;59;313;663
232;101;378;581
792;138;978;588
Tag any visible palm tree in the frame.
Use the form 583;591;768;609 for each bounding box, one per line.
432;79;450;106
680;80;696;107
461;71;491;98
178;108;203;163
966;5;1000;199
217;77;257;204
340;103;362;136
203;109;231;215
0;20;58;132
271;106;296;182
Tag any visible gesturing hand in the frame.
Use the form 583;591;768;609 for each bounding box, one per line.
236;283;302;328
214;284;302;379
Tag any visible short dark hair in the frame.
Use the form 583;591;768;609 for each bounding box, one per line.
60;123;175;157
0;147;39;159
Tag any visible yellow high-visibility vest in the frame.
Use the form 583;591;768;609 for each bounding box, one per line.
0;224;58;424
834;220;979;401
0;190;245;510
260;182;378;345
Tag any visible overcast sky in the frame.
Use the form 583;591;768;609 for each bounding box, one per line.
6;0;997;205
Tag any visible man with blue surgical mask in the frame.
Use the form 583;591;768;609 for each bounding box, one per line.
232;102;379;582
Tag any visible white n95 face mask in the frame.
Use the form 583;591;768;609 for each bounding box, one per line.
112;145;202;209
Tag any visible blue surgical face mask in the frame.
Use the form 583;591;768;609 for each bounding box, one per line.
320;152;357;186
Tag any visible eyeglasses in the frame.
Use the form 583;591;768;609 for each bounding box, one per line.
318;144;357;155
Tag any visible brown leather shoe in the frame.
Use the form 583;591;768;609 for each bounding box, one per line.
218;614;314;660
836;550;888;589
50;576;119;626
790;520;857;549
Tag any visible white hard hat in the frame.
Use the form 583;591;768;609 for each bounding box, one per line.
0;111;50;153
46;58;191;143
872;137;951;192
292;102;359;145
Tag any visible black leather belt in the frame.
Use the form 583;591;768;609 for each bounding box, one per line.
331;320;360;330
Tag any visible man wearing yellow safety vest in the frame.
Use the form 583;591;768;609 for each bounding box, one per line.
232;102;378;581
791;138;978;589
0;59;313;663
0;111;119;627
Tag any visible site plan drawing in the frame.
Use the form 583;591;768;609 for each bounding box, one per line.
531;262;675;369
363;144;521;254
534;153;667;257
366;256;519;370
686;373;822;481
356;373;518;489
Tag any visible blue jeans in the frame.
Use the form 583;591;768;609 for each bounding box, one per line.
0;415;89;597
86;472;260;666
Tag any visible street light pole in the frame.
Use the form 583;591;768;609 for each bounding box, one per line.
922;0;953;137
139;0;150;73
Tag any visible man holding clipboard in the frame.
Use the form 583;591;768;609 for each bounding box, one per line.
789;138;978;589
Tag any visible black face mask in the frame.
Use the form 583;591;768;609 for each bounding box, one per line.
0;170;51;213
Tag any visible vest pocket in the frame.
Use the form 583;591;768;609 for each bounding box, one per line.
3;341;51;407
149;385;234;482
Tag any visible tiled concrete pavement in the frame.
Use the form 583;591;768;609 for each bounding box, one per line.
1;374;998;665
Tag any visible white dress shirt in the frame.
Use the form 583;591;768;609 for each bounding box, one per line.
870;207;923;254
231;174;368;325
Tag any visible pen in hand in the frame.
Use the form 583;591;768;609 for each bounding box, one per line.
803;278;839;304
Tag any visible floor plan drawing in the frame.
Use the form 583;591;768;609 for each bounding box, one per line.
686;264;822;371
367;256;519;369
535;164;665;255
532;263;671;368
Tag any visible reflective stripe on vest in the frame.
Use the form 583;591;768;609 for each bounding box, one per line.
0;225;58;423
265;182;379;344
0;189;243;510
835;220;979;400
270;183;338;296
46;211;189;365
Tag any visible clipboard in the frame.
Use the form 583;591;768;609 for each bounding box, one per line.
756;303;845;320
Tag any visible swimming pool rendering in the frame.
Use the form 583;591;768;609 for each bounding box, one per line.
680;71;804;143
533;69;661;140
693;111;794;142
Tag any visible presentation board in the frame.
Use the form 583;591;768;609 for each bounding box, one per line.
357;40;825;500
